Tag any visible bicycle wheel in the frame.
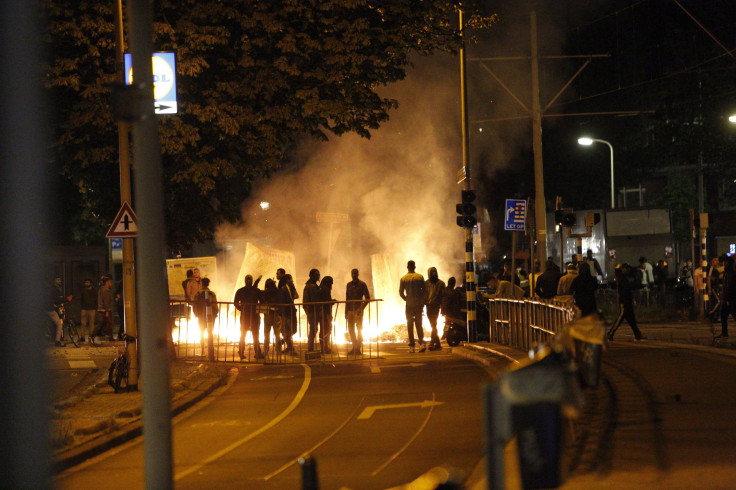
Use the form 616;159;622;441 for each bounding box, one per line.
114;356;129;393
66;320;80;347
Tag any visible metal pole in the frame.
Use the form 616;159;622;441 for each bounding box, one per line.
127;0;173;487
607;141;615;209
114;0;139;389
460;9;477;342
1;1;52;485
531;11;548;267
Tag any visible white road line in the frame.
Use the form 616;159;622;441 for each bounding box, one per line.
262;398;366;481
174;363;312;482
371;392;438;476
357;400;444;420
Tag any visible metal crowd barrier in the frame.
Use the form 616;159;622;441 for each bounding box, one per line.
169;299;382;363
486;297;575;352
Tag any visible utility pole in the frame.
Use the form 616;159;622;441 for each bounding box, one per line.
459;8;477;342
114;0;138;389
469;13;608;268
127;0;173;486
530;11;547;269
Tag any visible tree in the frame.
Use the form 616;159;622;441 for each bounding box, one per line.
44;0;496;250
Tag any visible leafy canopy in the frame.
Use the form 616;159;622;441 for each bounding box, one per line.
44;0;496;250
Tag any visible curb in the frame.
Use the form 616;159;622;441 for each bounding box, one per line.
53;365;229;473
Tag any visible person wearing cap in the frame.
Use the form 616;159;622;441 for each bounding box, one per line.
608;263;647;341
399;260;427;353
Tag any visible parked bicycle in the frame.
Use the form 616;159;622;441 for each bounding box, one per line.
47;303;81;347
108;333;134;393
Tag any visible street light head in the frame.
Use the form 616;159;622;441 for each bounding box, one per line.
729;115;736;123
578;137;594;146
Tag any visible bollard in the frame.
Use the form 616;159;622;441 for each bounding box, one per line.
485;350;582;489
299;456;319;490
565;315;606;388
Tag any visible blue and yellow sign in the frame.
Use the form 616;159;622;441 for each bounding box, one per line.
123;52;177;114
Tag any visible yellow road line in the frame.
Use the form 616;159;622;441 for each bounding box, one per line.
174;363;312;482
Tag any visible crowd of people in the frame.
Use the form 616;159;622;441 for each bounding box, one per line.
46;274;121;347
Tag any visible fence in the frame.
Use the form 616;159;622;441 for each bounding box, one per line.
486;297;576;351
169;299;383;363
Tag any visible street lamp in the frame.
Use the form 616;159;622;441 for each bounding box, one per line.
729;114;736;123
578;137;615;209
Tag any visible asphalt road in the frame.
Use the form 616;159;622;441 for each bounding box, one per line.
54;345;511;489
48;346;119;401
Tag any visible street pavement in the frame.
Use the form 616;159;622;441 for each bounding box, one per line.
49;321;736;488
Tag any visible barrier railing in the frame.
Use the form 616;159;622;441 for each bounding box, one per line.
169;298;382;363
486;297;575;352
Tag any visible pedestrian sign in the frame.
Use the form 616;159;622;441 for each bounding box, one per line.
106;201;138;238
504;199;527;231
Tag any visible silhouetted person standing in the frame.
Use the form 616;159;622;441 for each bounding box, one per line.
399;260;426;353
345;268;370;355
570;263;598;317
234;274;263;360
193;277;218;361
425;267;445;351
303;269;321;352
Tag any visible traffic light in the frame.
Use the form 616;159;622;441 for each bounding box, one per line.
585;212;601;227
554;208;576;227
456;190;477;228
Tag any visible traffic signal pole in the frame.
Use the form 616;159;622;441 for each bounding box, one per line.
459;9;477;343
114;0;138;390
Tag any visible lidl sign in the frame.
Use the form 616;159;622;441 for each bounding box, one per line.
123;52;177;114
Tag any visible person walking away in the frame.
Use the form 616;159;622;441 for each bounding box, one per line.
424;267;445;351
717;256;736;340
570;263;598;317
47;277;66;346
91;276;114;344
639;257;654;289
585;250;604;281
535;260;562;299
79;278;97;343
234;274;263;360
193;277;218;361
557;263;578;297
345;268;371;355
608;263;646;341
303;269;321;353
278;274;297;355
399;260;427;353
261;278;281;356
319;276;335;354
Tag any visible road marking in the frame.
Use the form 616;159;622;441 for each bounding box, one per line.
370;363;425;374
357;400;444;420
174;364;312;482
68;360;97;369
371;393;438;476
262;398;366;481
251;375;295;381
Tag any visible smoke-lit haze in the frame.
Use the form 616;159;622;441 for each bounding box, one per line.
214;4;580;303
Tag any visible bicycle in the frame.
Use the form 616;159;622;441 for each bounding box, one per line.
108;333;134;393
47;303;81;347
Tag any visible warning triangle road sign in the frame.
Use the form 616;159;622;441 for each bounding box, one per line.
106;201;138;238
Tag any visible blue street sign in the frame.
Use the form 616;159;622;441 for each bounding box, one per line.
111;238;123;250
504;199;527;231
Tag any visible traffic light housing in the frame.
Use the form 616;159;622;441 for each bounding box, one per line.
456;190;477;228
585;212;601;227
554;208;576;227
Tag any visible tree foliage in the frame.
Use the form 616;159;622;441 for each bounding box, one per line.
44;0;496;250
